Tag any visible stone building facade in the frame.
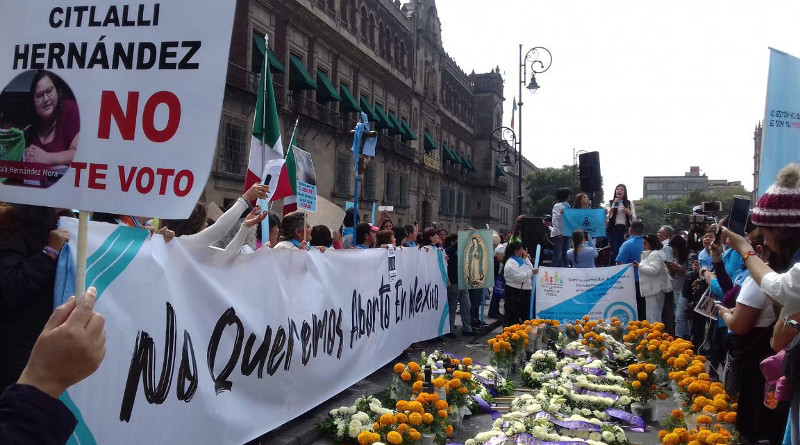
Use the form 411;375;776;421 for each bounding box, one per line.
204;0;527;233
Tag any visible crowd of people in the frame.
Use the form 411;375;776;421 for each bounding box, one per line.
1;163;800;444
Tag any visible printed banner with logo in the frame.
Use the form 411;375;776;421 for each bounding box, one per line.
59;218;448;444
760;48;800;196
563;209;607;238
0;1;235;217
535;265;637;323
457;229;494;290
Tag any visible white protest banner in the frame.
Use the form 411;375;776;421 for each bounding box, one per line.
535;265;637;323
0;1;235;217
60;218;448;444
693;289;719;320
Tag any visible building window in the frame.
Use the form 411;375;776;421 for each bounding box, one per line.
666;194;683;201
398;174;408;206
687;182;704;191
440;187;448;213
646;182;663;191
362;166;376;200
449;189;456;214
667;182;684;191
216;115;248;177
457;191;464;215
386;171;398;204
334;153;351;194
360;6;368;38
340;0;349;23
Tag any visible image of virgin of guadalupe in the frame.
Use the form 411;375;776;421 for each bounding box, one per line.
466;236;486;287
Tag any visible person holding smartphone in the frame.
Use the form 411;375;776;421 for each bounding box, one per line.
605;184;636;265
723;163;800;445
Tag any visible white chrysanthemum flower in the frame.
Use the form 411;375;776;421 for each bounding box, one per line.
336;423;346;437
348;406;357;414
589;432;602;441
348;420;362;438
602;431;615;441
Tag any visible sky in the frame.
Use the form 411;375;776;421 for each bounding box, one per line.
433;0;800;200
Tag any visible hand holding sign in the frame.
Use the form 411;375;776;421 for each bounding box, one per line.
17;287;106;398
693;290;719;320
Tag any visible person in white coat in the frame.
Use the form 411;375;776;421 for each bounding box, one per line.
636;233;670;322
503;241;538;326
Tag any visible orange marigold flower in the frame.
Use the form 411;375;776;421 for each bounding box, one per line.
422;413;434;424
697;415;712;424
394;363;405;374
408;361;421;373
408;412;422;426
386;431;403;445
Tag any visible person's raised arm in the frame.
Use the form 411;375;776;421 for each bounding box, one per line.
184;183;269;246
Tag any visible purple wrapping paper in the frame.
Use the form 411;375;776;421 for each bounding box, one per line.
576;388;620;401
605;408;645;432
562;349;589;357
534;412;602;432
567;365;606;376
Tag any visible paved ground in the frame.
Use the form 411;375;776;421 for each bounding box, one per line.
251;301;666;445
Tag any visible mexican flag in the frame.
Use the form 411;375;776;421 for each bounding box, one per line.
244;36;283;195
268;140;297;213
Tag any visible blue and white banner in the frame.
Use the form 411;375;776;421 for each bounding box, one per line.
760;48;800;196
535;265;636;323
59;218;447;444
563;209;607;238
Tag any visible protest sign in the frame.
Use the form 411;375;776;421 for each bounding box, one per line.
535;265;637;323
0;1;235;218
760;48;800;196
693;289;719;320
307;195;346;234
457;229;494;290
293;147;317;212
563;209;607;238
59;218;448;444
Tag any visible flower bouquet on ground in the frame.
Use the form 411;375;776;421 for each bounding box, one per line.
487;334;514;374
395;393;452;445
472;364;514;396
581;330;607;358
318;395;393;443
625;362;666;422
522;349;558;388
365;412;422;445
391;361;423;401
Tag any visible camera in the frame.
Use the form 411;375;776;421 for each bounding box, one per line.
686;205;717;252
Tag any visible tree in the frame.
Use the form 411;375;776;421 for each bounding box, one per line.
523;165;575;217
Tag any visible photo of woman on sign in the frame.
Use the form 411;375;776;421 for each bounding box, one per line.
0;69;80;188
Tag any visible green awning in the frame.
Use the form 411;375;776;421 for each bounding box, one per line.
495;162;506;177
459;155;471;170
360;97;380;124
451;150;462;165
423;132;439;151
315;70;341;102
464;157;477;172
253;35;285;73
387;112;403;136
399;120;417;141
443;145;457;163
339;85;361;113
374;104;393;131
289;55;317;90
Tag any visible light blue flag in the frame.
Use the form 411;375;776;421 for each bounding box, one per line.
760;48;800;196
53;243;75;308
563;208;606;238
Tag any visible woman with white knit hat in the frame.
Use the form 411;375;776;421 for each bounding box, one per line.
725;162;800;445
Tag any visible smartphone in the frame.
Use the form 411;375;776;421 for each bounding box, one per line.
378;206;394;212
714;226;723;245
727;195;751;236
701;201;722;213
264;174;272;185
787;319;800;332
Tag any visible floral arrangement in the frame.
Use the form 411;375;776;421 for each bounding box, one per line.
391;361;423;400
318;396;393;443
487;334;515;369
625;362;666;405
395;393;452;443
472;364;515;396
